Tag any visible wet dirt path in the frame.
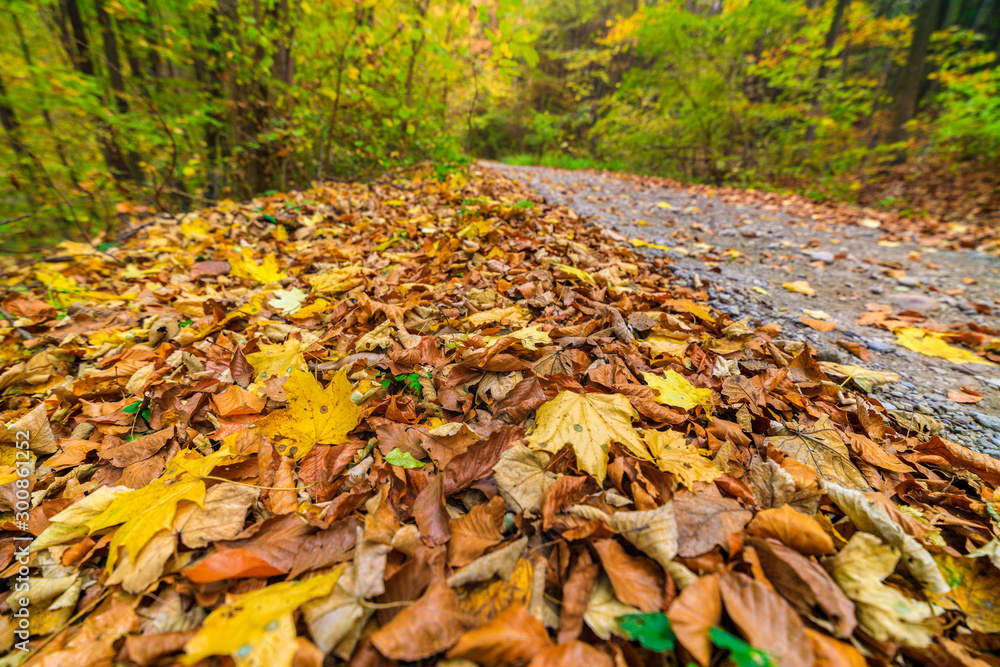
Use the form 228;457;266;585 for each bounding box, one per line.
484;162;1000;457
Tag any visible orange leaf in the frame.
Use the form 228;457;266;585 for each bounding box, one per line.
448;602;552;663
748;505;835;555
183;549;286;583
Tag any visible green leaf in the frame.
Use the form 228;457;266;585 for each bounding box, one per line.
617;612;675;652
123;401;142;414
709;627;776;667
385;447;425;469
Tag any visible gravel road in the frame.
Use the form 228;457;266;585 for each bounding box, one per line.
484;162;1000;457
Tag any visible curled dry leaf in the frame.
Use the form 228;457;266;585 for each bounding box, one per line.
447;602;552;664
823;532;939;648
369;581;476;661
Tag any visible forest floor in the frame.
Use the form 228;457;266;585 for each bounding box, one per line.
487;162;1000;457
4;161;1000;666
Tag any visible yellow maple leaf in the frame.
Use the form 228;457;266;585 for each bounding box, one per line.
640;333;689;359
553;263;597;286
256;367;362;460
184;569;343;667
306;266;366;294
527;391;646;485
895;328;993;366
481;324;552;350
229;252;287;284
468;306;529;329
86;448;238;572
245;339;309;381
643;370;713;412
644;430;723;488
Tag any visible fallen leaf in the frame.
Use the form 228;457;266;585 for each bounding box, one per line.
572;503;678;570
765;416;870;491
583;575;641;640
824;482;949;594
256;367;362;460
822;532;938;647
673;494;752;558
447;602;552;663
719;572;814;667
783;281;816;297
493;444;557;514
527;641;613;667
667;573;721;667
591;539;664;612
369;581;476;661
747;505;834;555
642;370;713;412
528;391;646;485
644;429;724;488
895;328;993;366
183;569;343;667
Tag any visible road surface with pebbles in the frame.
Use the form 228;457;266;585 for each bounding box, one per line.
485;162;1000;457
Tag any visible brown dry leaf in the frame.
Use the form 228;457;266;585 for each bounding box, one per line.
447;602;552;664
369;580;476;661
765;415;870;491
527;641;613;667
493;444;557;514
804;628;867;667
572;503;678;570
746;458;822;513
748;505;835;555
591;539;664;612
448;496;505;567
748;537;856;638
177;482;259;548
914;436;1000;486
673;494;752;558
667;573;721;667
718;572;814;667
412;475;451;547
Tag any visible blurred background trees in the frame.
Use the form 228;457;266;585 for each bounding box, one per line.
1;0;998;247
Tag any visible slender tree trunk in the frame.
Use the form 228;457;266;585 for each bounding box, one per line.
95;0;145;183
887;0;940;162
12;14;71;169
805;0;849;142
58;0;134;181
0;76;30;160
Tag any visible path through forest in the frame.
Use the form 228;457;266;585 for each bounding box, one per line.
486;162;1000;458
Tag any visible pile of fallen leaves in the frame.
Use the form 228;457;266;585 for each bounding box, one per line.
2;165;1000;667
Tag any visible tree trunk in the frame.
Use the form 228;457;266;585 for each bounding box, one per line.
12;13;71;169
95;0;145;183
805;0;849;142
59;0;135;181
972;0;996;30
887;0;940;162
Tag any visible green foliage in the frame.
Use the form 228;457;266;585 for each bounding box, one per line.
0;0;536;247
709;627;776;667
475;0;1000;198
385;447;425;469
617;612;676;652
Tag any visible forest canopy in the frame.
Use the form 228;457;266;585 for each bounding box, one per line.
1;0;998;246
